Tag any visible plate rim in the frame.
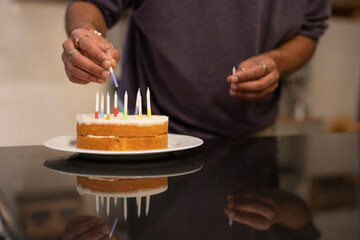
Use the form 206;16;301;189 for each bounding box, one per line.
43;133;203;155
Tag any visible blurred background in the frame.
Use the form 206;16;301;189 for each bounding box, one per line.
0;1;359;240
0;0;359;146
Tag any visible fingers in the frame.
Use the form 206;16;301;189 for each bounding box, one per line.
64;217;111;240
62;38;110;84
65;215;97;230
228;64;269;84
71;30;111;69
225;208;272;231
229;80;278;101
62;28;121;85
225;190;277;230
105;47;120;68
227;55;280;101
227;66;279;101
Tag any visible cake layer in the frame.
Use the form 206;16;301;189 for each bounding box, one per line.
77;134;168;151
76;176;168;194
77;122;168;137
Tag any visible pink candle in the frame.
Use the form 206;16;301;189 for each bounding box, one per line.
95;92;99;119
114;92;118;117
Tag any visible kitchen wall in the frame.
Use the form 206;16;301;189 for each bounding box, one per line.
0;0;128;146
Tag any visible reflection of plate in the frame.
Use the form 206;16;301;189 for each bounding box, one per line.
43;153;203;178
43;134;203;160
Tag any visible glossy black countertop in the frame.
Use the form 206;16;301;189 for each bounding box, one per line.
0;133;359;240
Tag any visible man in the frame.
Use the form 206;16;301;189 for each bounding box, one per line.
62;0;331;139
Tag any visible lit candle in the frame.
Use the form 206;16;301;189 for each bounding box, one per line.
146;88;151;118
100;93;104;118
146;195;150;216
114;91;118;117
123;198;127;220
135;89;140;116
232;66;236;75
124;91;128;120
95;92;99;119
106;92;110;120
114;197;117;206
136;196;141;217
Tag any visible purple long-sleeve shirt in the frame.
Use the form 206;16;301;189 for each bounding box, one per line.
70;0;330;139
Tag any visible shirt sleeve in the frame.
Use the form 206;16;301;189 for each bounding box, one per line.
298;0;331;41
68;0;142;28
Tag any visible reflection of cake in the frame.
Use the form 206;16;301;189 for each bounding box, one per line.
76;114;168;151
76;176;168;217
76;176;168;197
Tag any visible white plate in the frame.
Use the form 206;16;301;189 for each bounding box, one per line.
43;134;203;156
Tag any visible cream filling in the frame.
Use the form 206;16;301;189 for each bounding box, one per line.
86;135;117;139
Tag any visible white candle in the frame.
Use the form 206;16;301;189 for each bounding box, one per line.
106;196;110;216
95;92;99;118
106;92;110;120
101;94;104;118
146;195;150;216
114;92;118;108
137;196;141;217
138;94;142;119
124;198;127;220
232;66;236;75
146;88;151;118
124;91;128;119
96;195;99;213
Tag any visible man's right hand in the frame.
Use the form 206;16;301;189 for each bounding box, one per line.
62;28;120;85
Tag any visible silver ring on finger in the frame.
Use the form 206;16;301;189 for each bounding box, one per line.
104;46;115;53
67;49;78;61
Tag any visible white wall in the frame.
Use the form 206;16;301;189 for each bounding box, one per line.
307;17;360;120
0;0;116;146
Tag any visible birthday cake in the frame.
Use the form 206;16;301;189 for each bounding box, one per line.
76;113;169;151
76;176;168;216
76;176;168;197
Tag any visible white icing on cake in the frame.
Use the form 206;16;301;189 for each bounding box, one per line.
77;113;168;125
76;185;168;198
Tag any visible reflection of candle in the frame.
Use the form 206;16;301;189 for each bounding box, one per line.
114;197;117;206
109;218;118;238
146;88;151;118
106;92;110;120
106;196;110;216
124;198;127;220
146;195;150;216
136;196;141;217
96;196;99;213
100;94;104;118
114;92;118;117
95;92;99;119
124;91;128;120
